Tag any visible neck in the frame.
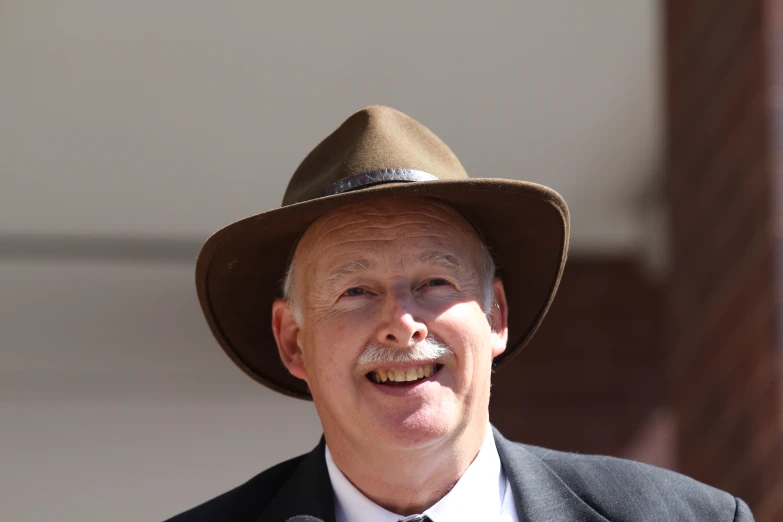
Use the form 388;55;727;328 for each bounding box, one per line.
326;420;489;516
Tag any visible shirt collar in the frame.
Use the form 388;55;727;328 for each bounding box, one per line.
325;424;506;522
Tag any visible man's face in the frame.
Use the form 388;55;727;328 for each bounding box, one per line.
273;197;508;452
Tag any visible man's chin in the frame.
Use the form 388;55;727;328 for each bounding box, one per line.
365;408;455;450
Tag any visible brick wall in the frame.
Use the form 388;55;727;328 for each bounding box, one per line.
665;0;783;519
490;257;667;462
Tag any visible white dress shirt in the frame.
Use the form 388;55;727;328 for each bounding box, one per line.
325;425;518;522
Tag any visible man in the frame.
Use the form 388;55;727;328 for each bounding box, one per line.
168;106;754;521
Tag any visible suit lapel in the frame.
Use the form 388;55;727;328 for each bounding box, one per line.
259;429;610;522
257;437;336;522
493;428;609;522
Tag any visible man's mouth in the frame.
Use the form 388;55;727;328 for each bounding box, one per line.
366;364;443;385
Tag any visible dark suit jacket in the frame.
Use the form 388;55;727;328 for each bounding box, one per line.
165;428;754;521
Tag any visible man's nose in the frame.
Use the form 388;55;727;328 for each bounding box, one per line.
376;287;428;346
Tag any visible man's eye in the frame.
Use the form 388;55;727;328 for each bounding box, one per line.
425;278;448;287
343;287;366;297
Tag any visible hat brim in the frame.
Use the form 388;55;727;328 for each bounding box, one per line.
196;178;569;400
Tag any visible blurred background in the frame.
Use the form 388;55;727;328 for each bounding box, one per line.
1;1;782;520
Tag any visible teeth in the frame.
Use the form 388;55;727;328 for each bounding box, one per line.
371;364;436;384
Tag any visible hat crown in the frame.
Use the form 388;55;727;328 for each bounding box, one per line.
282;106;469;206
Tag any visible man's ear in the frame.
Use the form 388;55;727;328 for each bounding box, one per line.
271;299;307;381
489;278;509;359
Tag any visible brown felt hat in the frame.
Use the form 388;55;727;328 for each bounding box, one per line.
196;105;569;400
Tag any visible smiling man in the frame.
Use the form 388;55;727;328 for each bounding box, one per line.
273;197;506;516
167;106;754;522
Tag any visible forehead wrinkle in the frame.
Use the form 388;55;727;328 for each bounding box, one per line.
311;230;478;279
322;218;456;244
292;197;486;288
313;201;472;237
301;198;477;245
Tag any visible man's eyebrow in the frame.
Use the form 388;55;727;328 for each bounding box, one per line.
326;259;374;281
417;251;463;270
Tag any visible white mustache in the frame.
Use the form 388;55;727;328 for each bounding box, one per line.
357;336;454;366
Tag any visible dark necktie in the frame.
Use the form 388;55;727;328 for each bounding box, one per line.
399;516;432;522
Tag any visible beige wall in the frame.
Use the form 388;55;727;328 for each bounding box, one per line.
0;261;322;520
0;0;661;250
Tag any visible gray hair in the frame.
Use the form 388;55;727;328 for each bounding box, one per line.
282;238;497;326
357;335;454;366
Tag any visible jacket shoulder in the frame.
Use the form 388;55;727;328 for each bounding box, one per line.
163;454;307;522
521;443;754;522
